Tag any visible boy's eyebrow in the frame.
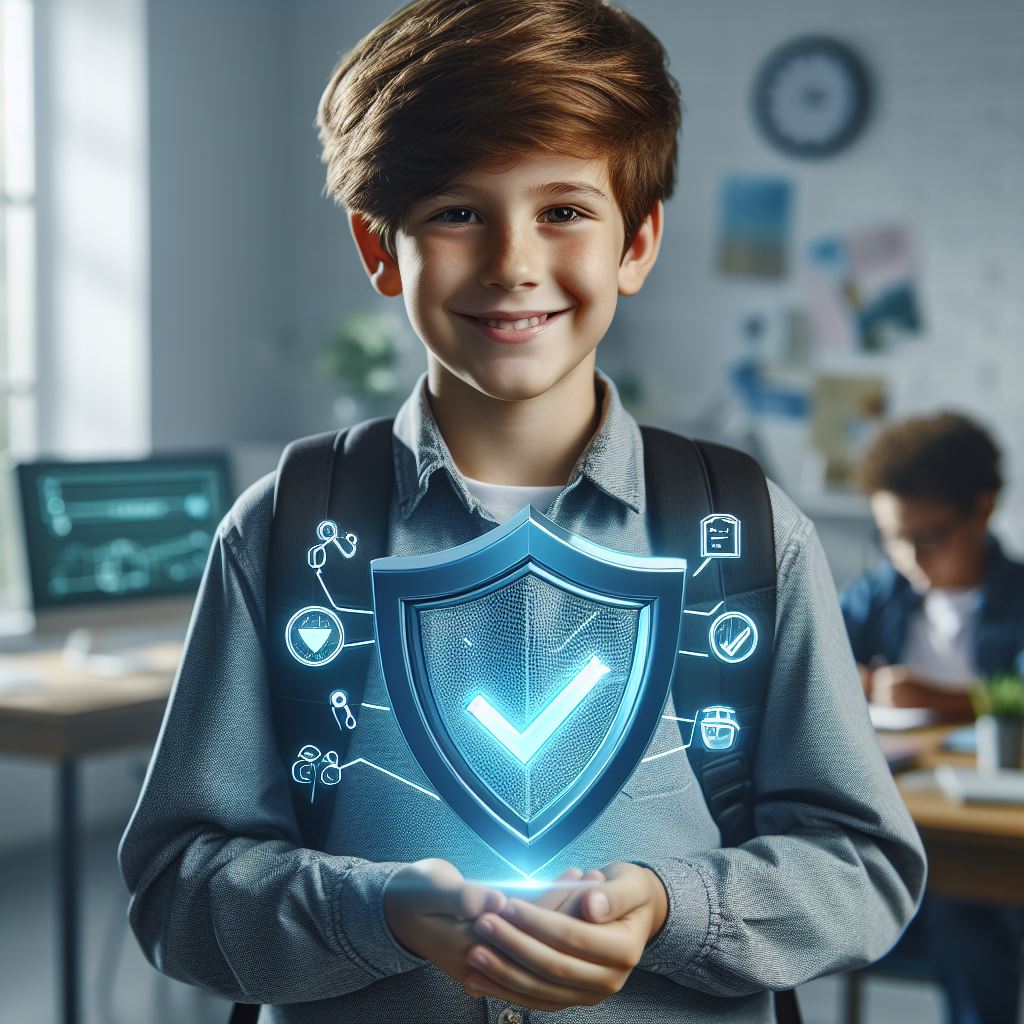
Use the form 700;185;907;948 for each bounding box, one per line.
425;181;612;204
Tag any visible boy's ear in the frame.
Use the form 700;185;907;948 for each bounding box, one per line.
617;200;664;297
347;210;403;297
972;490;997;528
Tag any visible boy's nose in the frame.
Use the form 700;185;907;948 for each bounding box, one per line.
480;226;541;290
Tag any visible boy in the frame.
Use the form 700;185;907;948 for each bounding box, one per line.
119;1;926;1021
841;411;1024;1023
842;411;1024;715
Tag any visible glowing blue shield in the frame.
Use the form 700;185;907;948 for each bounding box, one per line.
371;506;686;874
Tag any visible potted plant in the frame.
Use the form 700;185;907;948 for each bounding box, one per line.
970;674;1024;772
318;309;409;423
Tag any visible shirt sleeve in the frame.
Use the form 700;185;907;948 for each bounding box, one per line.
117;475;427;1005
634;495;927;994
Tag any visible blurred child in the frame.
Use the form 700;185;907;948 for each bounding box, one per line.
842;411;1024;1023
842;411;1024;716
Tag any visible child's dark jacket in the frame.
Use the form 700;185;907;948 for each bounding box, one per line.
119;370;926;1022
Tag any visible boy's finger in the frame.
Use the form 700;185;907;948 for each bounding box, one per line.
582;865;651;923
534;867;584;911
554;869;606;917
465;945;599;1008
491;899;631;966
458;881;507;919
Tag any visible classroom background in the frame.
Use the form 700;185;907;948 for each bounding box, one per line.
1;0;1022;1021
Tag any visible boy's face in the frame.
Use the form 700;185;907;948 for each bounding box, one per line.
869;489;994;591
348;151;662;403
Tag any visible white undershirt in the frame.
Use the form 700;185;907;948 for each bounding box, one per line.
461;473;563;525
901;586;981;690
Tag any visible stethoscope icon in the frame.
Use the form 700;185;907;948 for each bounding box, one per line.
308;519;358;568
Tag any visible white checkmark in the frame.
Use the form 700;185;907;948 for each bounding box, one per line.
722;626;752;657
466;656;610;764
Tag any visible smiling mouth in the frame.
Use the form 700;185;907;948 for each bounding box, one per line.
459;309;570;330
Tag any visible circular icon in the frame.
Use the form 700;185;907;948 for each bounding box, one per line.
708;611;758;664
286;605;345;667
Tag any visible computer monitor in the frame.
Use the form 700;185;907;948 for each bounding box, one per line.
13;452;233;667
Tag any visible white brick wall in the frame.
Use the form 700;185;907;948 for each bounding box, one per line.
608;0;1024;557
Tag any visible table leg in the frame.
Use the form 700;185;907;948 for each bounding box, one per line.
57;758;80;1024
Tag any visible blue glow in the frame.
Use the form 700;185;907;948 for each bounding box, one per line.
306;518;374;616
708;610;758;663
291;744;342;804
466;656;610;764
699;705;741;750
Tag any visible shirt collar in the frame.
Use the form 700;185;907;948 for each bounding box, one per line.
392;368;644;520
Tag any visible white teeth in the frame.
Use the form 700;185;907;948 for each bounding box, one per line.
478;313;549;330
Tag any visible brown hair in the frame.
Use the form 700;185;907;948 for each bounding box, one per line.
315;0;682;265
857;411;1003;513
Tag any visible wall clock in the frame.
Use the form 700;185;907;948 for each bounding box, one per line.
752;36;872;159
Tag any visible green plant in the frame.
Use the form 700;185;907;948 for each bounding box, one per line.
970;674;1024;719
318;309;407;399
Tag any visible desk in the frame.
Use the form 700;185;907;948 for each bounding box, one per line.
0;644;179;1024
885;725;1024;907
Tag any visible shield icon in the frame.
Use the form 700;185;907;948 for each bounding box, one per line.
371;506;686;875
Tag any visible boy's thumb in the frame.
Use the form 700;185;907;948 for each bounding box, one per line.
586;891;611;921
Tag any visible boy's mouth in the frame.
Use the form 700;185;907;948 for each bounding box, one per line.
455;308;571;345
459;309;567;331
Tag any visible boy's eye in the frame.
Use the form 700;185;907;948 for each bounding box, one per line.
430;206;584;225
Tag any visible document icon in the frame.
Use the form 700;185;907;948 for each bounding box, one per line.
700;514;741;559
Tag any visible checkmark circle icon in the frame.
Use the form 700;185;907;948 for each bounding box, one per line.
708;611;758;664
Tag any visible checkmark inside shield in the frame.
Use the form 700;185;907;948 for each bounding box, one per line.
466;656;610;765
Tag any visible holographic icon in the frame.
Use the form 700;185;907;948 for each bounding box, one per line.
708;610;758;664
308;519;358;567
330;689;358;732
693;513;742;578
291;744;342;804
699;706;740;750
286;605;345;666
466;656;610;765
308;520;376;619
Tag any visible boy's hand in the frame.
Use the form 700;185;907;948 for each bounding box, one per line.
383;858;593;986
463;861;669;1011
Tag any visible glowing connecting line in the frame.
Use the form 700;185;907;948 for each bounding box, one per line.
291;742;440;803
307;520;374;616
466;656;610;765
642;705;741;761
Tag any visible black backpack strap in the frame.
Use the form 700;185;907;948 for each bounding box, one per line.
234;419;394;1023
642;428;795;1021
641;426;776;845
265;416;395;851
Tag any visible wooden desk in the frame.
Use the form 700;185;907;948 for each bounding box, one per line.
884;725;1024;907
0;643;179;1024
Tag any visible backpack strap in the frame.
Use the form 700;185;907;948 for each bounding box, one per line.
642;428;801;1023
265;417;394;852
641;427;777;846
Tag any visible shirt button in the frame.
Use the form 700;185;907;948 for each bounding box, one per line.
497;1010;524;1024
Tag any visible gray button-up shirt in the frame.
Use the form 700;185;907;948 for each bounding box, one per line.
119;370;926;1023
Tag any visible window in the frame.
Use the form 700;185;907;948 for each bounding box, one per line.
1;0;36;612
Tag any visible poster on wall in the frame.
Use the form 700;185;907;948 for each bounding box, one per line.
805;223;924;353
810;374;888;488
717;175;793;279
